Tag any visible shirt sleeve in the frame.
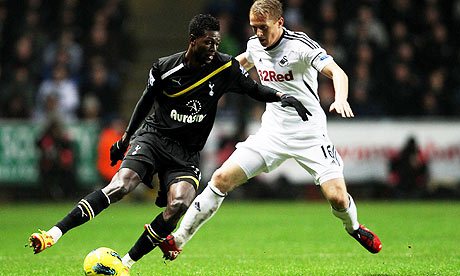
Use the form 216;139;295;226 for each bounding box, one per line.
226;58;256;94
125;62;161;135
300;47;334;72
227;58;279;102
244;38;256;64
147;62;162;91
244;49;253;64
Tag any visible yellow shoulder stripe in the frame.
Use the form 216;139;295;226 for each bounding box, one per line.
163;61;232;97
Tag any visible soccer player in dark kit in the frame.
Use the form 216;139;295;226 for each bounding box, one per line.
28;14;310;274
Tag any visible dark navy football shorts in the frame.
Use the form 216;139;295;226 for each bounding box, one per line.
120;126;201;205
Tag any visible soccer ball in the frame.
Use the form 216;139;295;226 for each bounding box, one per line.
83;247;124;275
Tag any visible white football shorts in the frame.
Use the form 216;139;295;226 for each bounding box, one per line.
228;128;344;185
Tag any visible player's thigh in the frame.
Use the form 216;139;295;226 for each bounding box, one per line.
159;162;200;201
231;133;288;179
164;180;197;221
294;139;344;186
168;180;197;206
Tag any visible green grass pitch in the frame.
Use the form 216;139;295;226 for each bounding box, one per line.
1;200;459;275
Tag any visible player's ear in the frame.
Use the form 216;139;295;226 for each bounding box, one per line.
190;34;197;46
277;17;284;27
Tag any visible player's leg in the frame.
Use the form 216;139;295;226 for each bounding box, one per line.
172;160;248;250
170;143;273;252
159;133;284;260
294;135;381;253
321;178;357;233
294;135;357;230
322;178;382;253
122;180;196;267
28;168;141;254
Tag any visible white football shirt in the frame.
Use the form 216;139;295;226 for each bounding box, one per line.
244;27;334;136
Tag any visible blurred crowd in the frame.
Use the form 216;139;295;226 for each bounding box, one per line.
0;0;133;124
0;0;457;198
207;0;460;118
1;0;459;124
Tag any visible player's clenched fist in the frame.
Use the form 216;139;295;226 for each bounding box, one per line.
280;94;312;121
110;139;128;166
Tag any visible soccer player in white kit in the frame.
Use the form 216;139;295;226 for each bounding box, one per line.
159;0;382;259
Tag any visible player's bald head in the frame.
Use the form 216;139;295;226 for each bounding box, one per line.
250;0;283;21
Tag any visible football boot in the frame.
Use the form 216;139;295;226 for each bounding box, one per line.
349;224;382;253
120;265;130;276
158;235;182;260
28;230;54;254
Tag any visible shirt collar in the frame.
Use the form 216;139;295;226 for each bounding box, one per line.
264;28;285;51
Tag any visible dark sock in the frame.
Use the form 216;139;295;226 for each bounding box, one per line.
128;213;175;261
56;190;110;234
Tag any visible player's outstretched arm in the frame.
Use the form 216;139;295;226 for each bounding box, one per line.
109;87;155;166
233;57;311;121
321;62;354;118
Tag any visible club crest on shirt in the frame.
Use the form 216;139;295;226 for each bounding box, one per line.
208;81;215;96
279;56;289;67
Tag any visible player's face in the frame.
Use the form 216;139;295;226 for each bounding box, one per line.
249;12;283;47
192;30;221;64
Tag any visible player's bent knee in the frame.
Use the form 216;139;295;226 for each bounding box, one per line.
103;182;129;202
103;170;140;202
211;169;235;193
164;198;190;224
168;198;189;215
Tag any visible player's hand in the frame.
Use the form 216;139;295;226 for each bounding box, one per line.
110;139;128;166
280;94;312;121
329;100;354;118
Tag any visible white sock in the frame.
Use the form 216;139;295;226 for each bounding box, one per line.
331;194;360;234
48;226;63;242
121;253;135;268
174;181;226;249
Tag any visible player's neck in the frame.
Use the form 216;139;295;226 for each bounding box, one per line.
184;48;206;70
266;29;284;50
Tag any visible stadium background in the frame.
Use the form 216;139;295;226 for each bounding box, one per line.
0;0;459;202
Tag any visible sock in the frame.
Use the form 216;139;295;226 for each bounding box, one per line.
121;253;135;268
174;182;226;248
47;226;62;243
331;194;360;233
55;190;110;234
128;213;175;261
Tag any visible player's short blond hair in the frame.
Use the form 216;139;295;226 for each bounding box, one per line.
250;0;283;20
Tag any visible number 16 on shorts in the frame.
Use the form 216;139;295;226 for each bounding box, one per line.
321;144;340;166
